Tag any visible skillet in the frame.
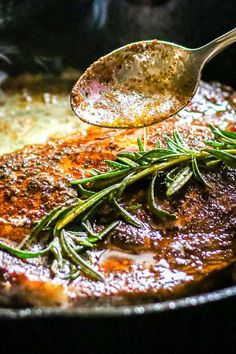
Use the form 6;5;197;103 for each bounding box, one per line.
0;2;236;352
0;73;236;354
0;283;236;319
1;285;236;354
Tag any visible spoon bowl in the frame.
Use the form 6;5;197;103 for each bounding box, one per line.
71;29;236;129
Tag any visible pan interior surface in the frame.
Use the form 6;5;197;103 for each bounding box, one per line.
0;73;236;316
0;70;83;155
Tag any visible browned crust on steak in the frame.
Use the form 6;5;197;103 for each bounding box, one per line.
0;81;236;307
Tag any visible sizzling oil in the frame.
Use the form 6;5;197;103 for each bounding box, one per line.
0;70;84;155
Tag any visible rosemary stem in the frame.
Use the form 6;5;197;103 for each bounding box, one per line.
2;126;236;283
221;149;236;154
56;183;119;230
126;156;191;187
126;149;236;189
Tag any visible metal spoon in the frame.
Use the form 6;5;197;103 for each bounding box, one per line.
71;28;236;129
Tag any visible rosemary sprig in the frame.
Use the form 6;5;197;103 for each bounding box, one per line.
1;125;236;281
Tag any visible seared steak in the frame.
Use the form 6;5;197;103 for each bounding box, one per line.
0;81;236;307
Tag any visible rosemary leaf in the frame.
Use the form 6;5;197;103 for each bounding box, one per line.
31;206;63;236
204;140;226;148
206;149;236;168
137;137;144;151
67;231;88;237
165;136;178;152
91;172;133;190
173;130;188;149
205;159;221;167
77;239;94;248
95;221;120;240
209;125;236;145
148;175;176;220
47;203;79;228
139;149;179;162
116;152;136;159
134;152;142;160
64;269;81;280
112;198;141;227
116;156;139;167
89;168;103;176
65;232;87;245
0;241;52;259
149;153;185;164
88;169;99;176
165;135;189;154
219;129;236;140
192;156;211;188
24;205;72;248
80;200;103;222
116;172;135;200
165;166;182;185
104;160;128;169
50;239;63;273
61;230;104;281
81;220;97;237
166;166;193;197
126;203;142;211
77;184;95;197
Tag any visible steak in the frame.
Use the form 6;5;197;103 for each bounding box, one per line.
0;81;236;308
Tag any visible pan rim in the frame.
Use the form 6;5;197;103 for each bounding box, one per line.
0;283;236;319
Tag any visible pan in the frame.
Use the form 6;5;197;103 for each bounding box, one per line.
0;1;235;353
1;285;236;353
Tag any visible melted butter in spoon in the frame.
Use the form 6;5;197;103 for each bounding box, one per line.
71;29;236;128
71;40;191;128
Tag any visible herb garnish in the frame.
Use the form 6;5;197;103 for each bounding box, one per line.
1;125;236;281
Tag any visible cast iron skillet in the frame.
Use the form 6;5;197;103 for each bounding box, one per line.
1;285;236;353
0;92;236;354
0;4;235;351
0;284;236;319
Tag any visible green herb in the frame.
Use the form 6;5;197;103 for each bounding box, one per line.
60;230;104;281
166;165;193;197
148;174;176;219
137;137;144;151
192;156;211;188
1;126;236;281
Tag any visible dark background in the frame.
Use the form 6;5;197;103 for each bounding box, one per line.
1;296;236;354
0;0;235;86
0;1;235;353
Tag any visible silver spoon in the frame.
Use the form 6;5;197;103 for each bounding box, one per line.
71;28;236;129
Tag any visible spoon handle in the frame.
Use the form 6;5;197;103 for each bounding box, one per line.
197;28;236;64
